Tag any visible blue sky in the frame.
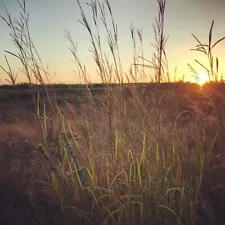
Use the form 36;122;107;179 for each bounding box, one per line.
0;0;225;84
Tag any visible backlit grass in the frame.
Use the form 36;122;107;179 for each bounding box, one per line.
0;0;225;225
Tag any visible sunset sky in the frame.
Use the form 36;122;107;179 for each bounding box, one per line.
0;0;225;84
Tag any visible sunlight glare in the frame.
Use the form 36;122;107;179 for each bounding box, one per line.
191;72;210;85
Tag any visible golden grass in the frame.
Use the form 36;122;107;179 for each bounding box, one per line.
0;0;225;224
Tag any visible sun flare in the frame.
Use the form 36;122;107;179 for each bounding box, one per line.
191;72;210;85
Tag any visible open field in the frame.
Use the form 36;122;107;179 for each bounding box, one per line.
1;82;225;225
1;0;225;224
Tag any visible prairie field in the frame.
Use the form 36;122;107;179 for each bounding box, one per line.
0;0;225;225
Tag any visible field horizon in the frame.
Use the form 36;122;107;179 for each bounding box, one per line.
1;0;225;225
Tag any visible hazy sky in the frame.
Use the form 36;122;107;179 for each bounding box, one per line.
0;0;225;84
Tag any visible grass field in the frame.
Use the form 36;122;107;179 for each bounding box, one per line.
1;0;225;225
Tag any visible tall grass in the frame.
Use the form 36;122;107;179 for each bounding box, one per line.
0;0;225;225
189;20;225;82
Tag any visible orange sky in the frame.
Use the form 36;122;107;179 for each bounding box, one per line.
0;0;225;84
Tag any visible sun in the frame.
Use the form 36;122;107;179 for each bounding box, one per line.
198;72;210;85
191;72;210;85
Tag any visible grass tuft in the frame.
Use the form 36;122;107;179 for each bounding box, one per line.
0;0;225;225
